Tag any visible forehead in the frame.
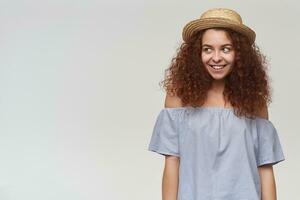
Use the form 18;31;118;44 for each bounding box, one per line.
201;29;233;46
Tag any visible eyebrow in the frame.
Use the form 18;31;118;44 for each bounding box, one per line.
202;44;233;47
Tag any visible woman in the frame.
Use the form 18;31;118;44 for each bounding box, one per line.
148;8;285;200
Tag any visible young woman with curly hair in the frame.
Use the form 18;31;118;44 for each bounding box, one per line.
148;8;285;200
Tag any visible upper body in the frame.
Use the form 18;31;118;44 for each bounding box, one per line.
162;92;276;200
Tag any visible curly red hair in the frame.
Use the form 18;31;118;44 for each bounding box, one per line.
159;27;272;119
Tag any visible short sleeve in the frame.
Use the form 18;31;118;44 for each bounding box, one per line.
147;108;180;157
255;119;285;167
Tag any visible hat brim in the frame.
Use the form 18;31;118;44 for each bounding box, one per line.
182;18;256;44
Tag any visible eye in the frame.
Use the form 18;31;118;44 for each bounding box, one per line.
222;47;231;53
202;47;212;53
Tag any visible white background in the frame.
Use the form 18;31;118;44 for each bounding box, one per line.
0;0;298;199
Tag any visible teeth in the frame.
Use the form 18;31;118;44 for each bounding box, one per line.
210;65;226;70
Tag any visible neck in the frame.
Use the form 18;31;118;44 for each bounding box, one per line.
210;79;225;94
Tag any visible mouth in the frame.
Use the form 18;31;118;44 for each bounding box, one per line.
209;64;227;71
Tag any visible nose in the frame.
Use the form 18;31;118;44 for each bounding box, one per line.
212;51;222;63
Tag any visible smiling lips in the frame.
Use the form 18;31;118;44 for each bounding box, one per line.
209;64;226;71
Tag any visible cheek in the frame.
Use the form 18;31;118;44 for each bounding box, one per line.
228;53;235;63
201;54;210;64
223;54;235;65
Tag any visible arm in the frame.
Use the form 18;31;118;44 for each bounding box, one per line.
258;165;277;200
257;104;277;200
162;155;180;200
162;92;182;200
164;89;183;108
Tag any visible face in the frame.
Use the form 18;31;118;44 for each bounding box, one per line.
201;29;235;81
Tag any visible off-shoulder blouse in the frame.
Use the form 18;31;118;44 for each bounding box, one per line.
148;106;285;200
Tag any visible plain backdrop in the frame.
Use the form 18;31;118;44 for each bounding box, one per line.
0;0;298;199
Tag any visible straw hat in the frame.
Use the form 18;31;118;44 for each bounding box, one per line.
182;8;256;44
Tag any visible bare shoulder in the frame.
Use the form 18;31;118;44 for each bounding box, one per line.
256;103;269;120
164;91;183;108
